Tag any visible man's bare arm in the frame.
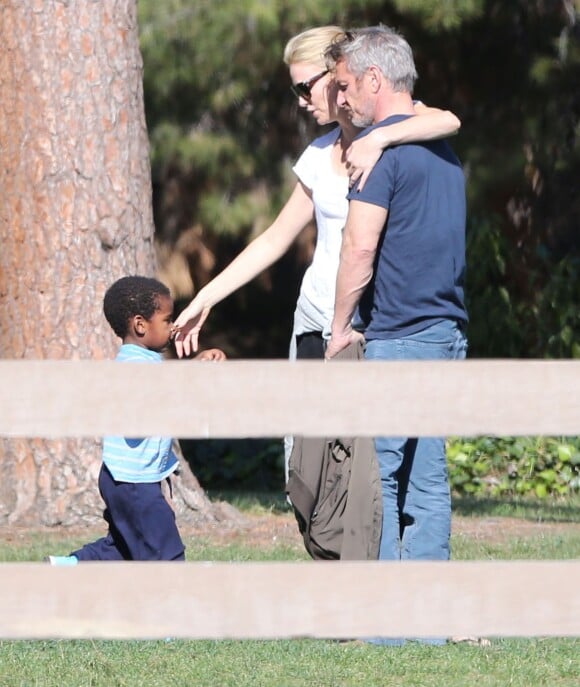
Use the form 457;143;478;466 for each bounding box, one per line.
326;200;388;359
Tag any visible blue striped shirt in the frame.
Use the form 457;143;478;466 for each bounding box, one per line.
102;344;178;483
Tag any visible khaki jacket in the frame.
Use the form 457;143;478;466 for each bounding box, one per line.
286;341;382;560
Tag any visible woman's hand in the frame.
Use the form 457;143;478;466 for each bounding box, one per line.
172;299;212;358
346;128;387;192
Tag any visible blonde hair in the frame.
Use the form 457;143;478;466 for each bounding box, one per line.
283;25;345;68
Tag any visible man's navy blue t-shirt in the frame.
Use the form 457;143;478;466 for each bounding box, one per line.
347;114;468;340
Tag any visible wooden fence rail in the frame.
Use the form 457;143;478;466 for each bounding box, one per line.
1;359;579;437
1;561;579;640
0;359;579;640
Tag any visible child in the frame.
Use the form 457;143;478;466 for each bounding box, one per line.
47;276;225;564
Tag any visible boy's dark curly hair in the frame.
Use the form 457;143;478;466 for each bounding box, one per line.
103;276;171;339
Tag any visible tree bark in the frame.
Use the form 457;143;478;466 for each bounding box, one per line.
0;0;217;526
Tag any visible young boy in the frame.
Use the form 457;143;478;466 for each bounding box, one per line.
47;276;225;565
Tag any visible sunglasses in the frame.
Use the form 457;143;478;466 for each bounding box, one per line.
290;69;329;101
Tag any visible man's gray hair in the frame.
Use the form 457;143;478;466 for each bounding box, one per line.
325;25;418;93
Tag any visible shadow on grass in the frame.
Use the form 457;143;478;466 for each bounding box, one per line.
206;491;580;522
452;495;580;523
209;492;580;523
207;490;292;515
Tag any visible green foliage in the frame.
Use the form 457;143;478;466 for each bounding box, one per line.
180;438;286;491
140;1;307;220
391;0;484;30
531;255;580;358
198;188;273;237
465;220;580;358
448;436;580;498
464;217;524;357
448;3;580;358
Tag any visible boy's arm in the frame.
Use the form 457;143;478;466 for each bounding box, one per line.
194;348;227;361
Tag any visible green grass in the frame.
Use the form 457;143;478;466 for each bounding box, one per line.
453;530;580;560
0;638;578;687
451;494;580;560
0;495;578;687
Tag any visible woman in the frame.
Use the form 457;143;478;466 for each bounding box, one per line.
173;26;460;360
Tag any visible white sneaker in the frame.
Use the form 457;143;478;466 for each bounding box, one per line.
45;555;79;566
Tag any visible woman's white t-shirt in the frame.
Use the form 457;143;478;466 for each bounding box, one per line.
291;126;349;341
284;126;348;474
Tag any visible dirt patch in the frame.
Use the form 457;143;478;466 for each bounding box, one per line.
180;511;579;550
181;511;305;550
451;514;579;544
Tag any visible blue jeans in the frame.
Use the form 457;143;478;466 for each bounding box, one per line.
364;319;467;647
365;320;467;563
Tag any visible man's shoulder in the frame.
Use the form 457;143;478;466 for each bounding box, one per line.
373;129;460;170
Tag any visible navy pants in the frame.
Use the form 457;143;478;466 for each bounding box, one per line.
72;464;185;561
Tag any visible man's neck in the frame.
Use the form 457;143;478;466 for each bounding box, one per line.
374;92;415;124
337;111;360;147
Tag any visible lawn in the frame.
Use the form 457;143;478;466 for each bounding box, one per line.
0;495;578;687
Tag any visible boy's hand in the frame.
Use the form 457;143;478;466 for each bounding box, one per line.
194;348;227;361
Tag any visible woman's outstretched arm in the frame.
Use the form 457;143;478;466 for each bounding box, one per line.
173;181;314;357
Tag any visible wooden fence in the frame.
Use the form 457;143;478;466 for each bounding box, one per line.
0;359;579;640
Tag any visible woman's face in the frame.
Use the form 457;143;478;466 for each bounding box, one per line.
289;62;341;126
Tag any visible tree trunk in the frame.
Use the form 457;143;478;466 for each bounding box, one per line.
0;0;217;526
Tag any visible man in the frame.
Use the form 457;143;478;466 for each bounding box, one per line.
325;27;468;565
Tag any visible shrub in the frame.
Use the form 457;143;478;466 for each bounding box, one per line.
447;436;580;498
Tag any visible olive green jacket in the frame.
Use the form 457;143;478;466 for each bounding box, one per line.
286;341;382;560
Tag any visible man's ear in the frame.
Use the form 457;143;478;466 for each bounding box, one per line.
368;65;382;94
132;314;148;337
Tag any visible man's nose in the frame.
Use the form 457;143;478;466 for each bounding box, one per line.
336;90;346;107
